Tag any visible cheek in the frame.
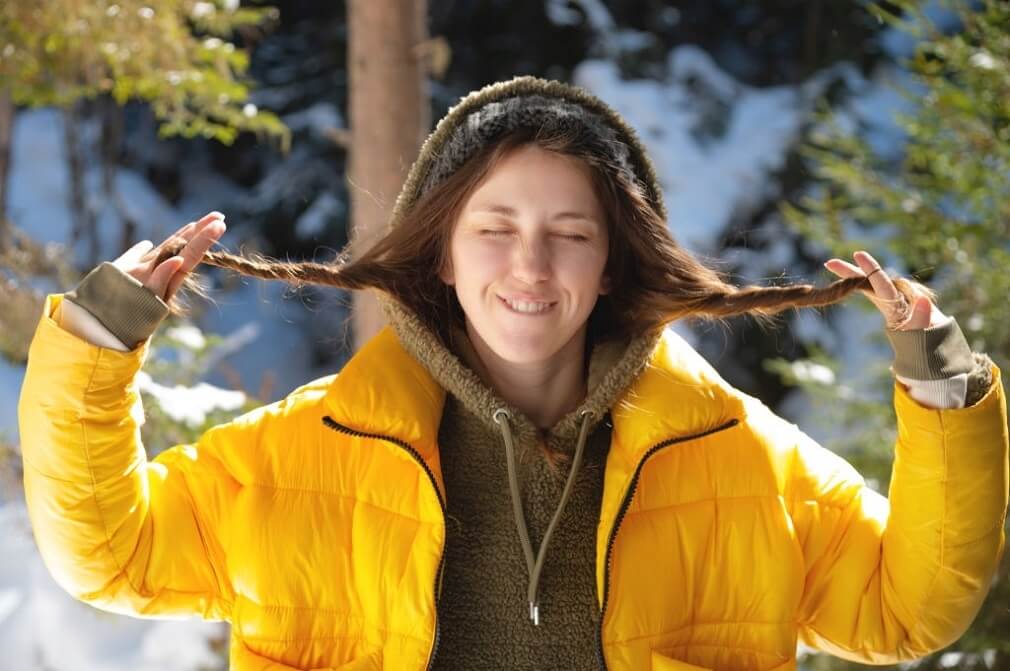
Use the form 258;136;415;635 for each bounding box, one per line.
556;247;609;292
451;240;508;288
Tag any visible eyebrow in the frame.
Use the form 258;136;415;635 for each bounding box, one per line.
472;204;599;223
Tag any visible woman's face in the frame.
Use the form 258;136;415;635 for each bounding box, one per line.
440;144;610;365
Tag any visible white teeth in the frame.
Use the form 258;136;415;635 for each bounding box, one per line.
503;298;553;314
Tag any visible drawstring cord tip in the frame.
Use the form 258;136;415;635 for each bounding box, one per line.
529;602;540;626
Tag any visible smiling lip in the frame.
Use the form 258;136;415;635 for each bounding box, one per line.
499;294;556;303
498;295;557;315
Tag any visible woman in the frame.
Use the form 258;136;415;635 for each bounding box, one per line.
18;76;1008;671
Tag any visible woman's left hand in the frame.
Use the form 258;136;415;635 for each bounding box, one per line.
823;250;945;331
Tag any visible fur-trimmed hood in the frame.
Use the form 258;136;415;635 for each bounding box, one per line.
377;74;674;444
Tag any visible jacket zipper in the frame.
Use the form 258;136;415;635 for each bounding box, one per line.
595;417;741;670
322;416;447;671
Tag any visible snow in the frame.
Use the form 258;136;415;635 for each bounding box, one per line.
545;0;655;57
544;0;583;26
0;356;25;448
196;276;332;399
137;371;247;428
4;106;328;421
7;109;182;269
296;191;344;238
823;62;918;160
573;34;913;449
164;324;207;350
575;50;825;254
0;503;226;671
789;360;837;386
878;0;964;60
283;101;345;143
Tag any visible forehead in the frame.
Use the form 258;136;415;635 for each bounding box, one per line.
464;145;603;214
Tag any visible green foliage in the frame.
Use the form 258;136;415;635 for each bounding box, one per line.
784;0;1010;366
781;0;1010;667
0;225;82;366
0;0;289;148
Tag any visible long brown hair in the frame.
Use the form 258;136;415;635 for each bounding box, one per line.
163;124;925;352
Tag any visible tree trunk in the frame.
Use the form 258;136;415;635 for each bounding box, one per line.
99;96;136;255
0;91;14;254
347;0;429;350
63;102;98;270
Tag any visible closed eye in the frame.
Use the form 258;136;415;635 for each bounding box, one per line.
479;230;588;241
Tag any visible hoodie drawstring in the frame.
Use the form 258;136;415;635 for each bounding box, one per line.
492;407;595;626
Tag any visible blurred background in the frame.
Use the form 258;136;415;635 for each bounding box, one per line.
0;0;1007;669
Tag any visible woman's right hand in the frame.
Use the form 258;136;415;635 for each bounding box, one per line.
113;212;227;303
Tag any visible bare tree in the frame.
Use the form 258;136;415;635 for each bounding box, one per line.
347;0;429;350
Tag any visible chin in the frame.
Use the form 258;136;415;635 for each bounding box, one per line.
462;300;590;364
488;323;581;364
492;338;560;364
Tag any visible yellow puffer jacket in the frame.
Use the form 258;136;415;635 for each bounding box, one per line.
19;293;1009;671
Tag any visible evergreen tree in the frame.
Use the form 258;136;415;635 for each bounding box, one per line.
0;0;288;146
781;1;1009;668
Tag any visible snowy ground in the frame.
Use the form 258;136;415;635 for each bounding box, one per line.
0;19;919;669
0;504;225;671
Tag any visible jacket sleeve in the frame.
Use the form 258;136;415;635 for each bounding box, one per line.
781;360;1008;663
18;293;238;621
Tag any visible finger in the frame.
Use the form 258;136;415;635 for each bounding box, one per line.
178;218;225;272
824;258;866;278
153;218;223;299
165;220;227;300
823;258;874;297
153;213;223;257
114;239;154;267
151;222;197;261
852;251;901;302
896;296;932;331
147;256;184;300
199;211;225;223
165;267;186;303
168;213;223;242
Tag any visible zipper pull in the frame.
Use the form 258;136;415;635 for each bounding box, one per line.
529;601;540;626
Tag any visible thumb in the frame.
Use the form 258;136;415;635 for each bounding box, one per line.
147;256;184;301
896;296;933;331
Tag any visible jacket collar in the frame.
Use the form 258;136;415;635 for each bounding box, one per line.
323;299;743;472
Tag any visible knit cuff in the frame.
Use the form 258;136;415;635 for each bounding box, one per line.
884;315;974;380
965;352;996;407
64;262;170;349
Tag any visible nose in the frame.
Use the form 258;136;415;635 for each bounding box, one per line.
511;236;551;284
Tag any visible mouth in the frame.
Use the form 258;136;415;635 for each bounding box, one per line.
498;295;557;315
